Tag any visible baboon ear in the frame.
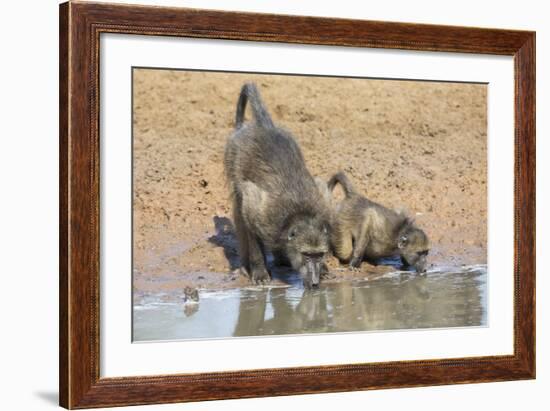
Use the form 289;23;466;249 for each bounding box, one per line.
288;226;298;241
397;235;408;249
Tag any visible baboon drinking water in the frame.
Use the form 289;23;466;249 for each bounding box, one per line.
328;172;430;273
224;83;332;288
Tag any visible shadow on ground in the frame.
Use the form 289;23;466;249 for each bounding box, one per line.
208;216;240;270
208;216;302;286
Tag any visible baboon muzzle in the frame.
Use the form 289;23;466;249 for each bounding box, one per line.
301;253;324;288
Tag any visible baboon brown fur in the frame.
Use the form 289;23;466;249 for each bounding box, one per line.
224;83;332;288
328;171;430;273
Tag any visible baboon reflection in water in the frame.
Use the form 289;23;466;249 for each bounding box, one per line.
233;271;485;337
132;267;486;341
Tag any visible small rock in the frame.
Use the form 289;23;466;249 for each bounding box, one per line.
183;286;199;303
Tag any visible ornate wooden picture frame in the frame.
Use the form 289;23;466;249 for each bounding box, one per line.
59;1;535;408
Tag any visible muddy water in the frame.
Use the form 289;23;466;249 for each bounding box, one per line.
133;265;486;342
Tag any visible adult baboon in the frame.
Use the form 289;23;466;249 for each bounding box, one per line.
328;171;429;273
224;83;331;288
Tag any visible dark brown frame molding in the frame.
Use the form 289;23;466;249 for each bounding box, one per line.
59;1;535;408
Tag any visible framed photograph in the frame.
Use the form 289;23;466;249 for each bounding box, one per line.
59;2;535;408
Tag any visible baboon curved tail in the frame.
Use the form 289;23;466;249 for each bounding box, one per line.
235;83;274;129
327;172;356;198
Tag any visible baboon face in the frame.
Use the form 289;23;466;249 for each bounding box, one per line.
398;227;430;273
284;217;330;289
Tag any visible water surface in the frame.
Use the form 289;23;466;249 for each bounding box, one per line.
133;265;487;342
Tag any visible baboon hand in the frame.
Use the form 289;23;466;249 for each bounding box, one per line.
320;263;335;279
251;266;271;285
349;256;362;269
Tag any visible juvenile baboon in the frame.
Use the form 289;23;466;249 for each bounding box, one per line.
328;172;429;273
224;83;332;288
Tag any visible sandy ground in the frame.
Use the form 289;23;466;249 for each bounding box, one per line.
132;69;486;294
